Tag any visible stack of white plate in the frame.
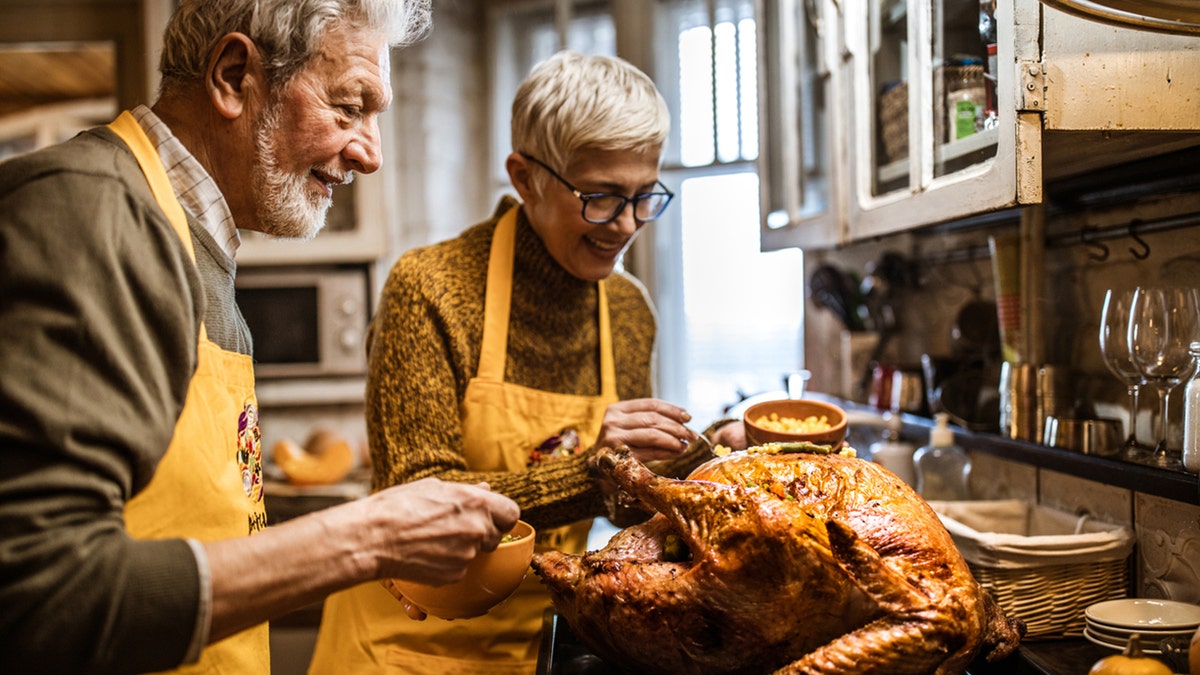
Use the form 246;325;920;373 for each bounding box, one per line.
1083;598;1200;655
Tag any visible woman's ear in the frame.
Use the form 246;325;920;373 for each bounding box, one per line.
505;152;539;203
206;33;258;119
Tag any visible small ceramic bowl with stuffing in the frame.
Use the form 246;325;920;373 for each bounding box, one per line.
388;520;536;620
742;398;848;449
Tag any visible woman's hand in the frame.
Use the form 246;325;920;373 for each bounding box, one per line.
710;420;748;451
592;398;695;462
380;580;429;620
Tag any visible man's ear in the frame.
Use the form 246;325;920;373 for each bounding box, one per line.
206;32;258;119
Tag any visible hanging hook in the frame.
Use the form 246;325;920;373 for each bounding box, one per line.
1128;219;1151;260
1082;225;1109;262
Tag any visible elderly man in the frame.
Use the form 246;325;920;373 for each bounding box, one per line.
0;1;518;673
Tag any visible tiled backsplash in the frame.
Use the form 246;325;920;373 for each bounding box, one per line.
970;452;1200;604
1135;492;1200;604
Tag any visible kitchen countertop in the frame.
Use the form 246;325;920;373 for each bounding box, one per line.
534;611;1143;674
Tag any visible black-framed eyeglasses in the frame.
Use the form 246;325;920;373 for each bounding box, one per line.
521;153;674;224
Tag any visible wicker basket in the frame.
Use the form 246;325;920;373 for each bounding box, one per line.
878;81;909;163
929;499;1135;640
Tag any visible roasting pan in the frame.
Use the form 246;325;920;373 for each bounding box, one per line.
535;607;1048;674
536;610;620;675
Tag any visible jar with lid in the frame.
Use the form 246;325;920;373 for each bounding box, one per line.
1182;341;1200;472
946;58;985;142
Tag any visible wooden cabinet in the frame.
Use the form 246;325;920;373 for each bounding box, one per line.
757;0;1200;250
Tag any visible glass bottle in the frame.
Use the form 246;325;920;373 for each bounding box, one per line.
1182;341;1200;472
914;413;971;501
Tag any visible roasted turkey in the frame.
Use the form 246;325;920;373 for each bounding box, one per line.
532;445;1024;674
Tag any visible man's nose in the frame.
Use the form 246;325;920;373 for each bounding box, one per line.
344;116;382;174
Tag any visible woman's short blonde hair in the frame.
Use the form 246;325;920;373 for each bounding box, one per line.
511;51;670;178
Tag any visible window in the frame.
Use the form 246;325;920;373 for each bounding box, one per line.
487;0;805;423
652;0;805;422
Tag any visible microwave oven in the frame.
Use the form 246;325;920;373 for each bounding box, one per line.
234;267;370;380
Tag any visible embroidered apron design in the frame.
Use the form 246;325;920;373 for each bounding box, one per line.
111;111;269;674
311;205;618;674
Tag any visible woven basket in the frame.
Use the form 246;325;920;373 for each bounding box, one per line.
878;82;908;163
929;499;1135;640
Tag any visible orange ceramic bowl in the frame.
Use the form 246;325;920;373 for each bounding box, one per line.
743;398;848;448
390;520;536;620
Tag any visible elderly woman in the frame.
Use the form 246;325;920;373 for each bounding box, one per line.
310;51;743;673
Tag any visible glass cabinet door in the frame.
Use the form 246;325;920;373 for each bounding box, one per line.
847;0;1027;240
757;0;844;250
931;0;999;179
870;0;999;193
871;0;912;194
756;0;1037;246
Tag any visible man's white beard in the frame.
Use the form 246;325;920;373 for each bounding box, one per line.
251;105;345;240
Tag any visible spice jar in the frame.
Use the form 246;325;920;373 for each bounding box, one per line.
946;59;985;142
1183;341;1200;472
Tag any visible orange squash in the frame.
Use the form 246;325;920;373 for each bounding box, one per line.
1088;634;1173;675
1189;623;1199;675
272;431;355;486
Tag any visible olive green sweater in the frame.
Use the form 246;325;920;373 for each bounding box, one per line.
366;198;661;529
0;127;240;673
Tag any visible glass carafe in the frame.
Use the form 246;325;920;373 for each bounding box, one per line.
1182;341;1200;473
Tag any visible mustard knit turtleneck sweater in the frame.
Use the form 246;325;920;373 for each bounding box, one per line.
366;198;660;530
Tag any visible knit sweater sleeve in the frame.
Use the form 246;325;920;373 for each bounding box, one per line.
0;134;206;673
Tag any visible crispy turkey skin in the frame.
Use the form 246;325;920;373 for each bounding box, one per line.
531;446;1024;674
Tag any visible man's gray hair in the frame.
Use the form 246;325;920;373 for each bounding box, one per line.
511;51;670;176
159;0;431;93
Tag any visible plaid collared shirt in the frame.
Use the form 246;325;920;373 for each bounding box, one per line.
131;105;241;259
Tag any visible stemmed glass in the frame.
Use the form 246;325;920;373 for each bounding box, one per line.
1127;286;1200;468
1099;289;1146;457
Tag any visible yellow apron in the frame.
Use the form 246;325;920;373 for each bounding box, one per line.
110;111;270;674
310;205;617;674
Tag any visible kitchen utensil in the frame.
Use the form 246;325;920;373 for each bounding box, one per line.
1035;365;1074;443
389;520;536;619
890;367;926;415
921;354;962;414
952;298;1001;359
743;398;848;448
1043;417;1122;456
999;362;1038;441
808;265;862;331
937;367;1001;432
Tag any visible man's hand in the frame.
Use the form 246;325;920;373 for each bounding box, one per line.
365;478;520;585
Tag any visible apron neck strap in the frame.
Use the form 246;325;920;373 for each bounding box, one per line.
479;205;616;398
107;111;196;262
108;110;207;342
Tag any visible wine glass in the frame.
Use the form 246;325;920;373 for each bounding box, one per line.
1127;286;1200;468
1099;289;1146;457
